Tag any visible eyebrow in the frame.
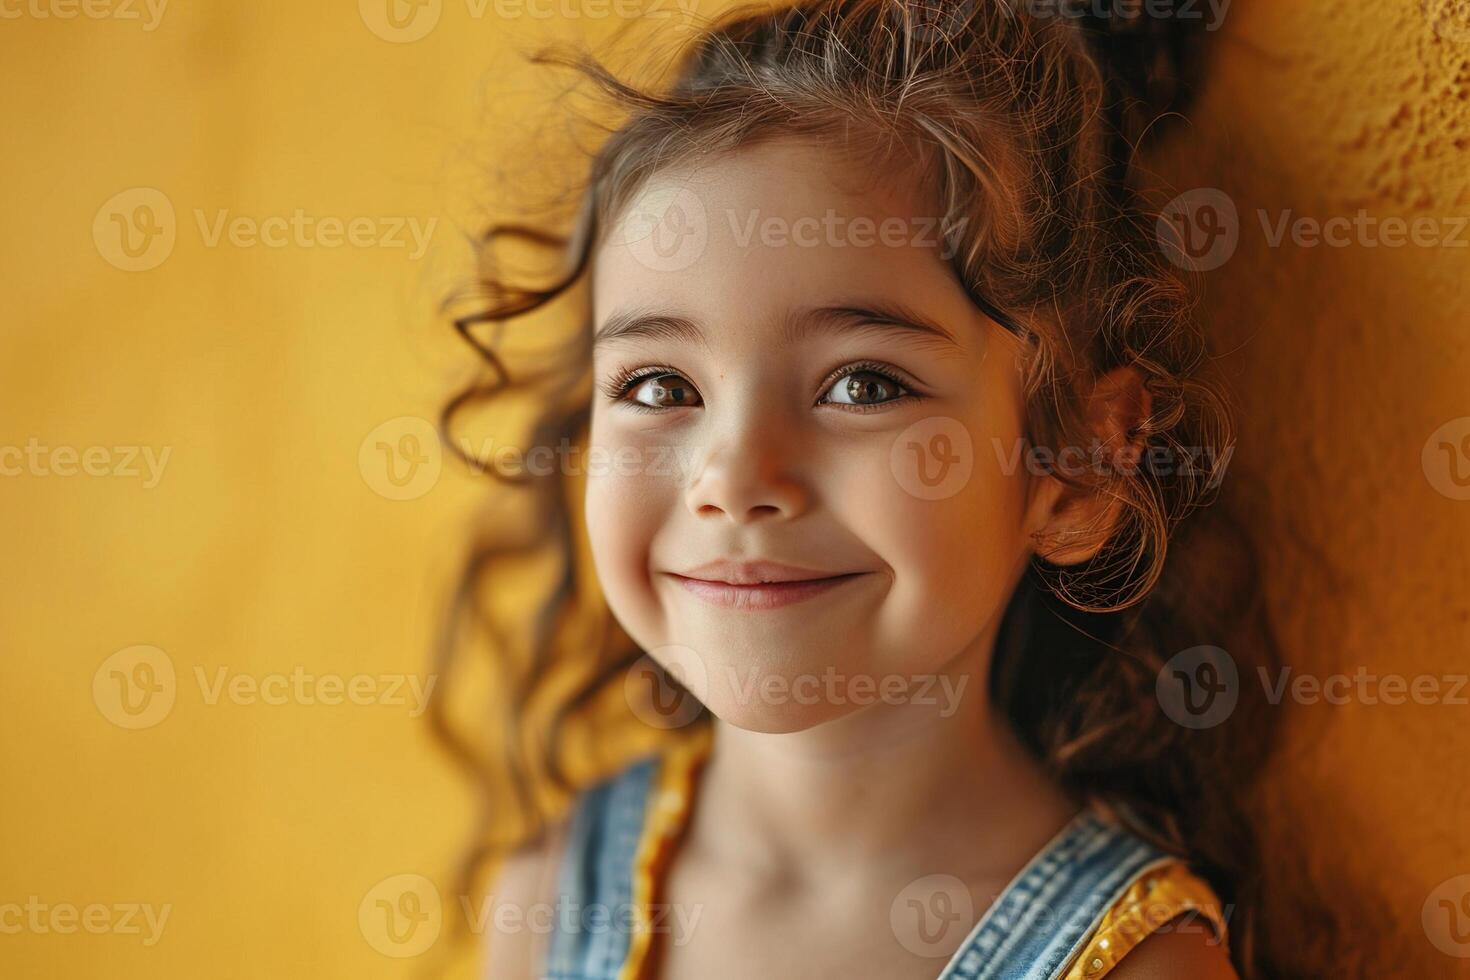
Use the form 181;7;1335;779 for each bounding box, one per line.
592;300;965;354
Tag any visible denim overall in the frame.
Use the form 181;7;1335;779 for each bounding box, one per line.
543;755;1174;980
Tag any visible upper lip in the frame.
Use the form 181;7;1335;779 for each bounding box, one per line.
671;559;859;585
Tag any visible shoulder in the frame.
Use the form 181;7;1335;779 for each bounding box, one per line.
1060;855;1237;980
480;757;665;978
481;819;570;980
1104;918;1238;979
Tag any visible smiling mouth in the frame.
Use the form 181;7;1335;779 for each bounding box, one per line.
664;571;868;611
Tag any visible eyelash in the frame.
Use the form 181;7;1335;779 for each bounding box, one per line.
598;360;924;414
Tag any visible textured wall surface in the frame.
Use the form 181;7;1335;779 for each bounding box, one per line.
1148;1;1470;974
0;6;534;979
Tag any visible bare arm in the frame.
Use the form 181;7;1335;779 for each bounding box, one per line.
481;820;569;980
1104;914;1239;980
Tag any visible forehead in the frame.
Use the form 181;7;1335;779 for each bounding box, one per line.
591;138;975;344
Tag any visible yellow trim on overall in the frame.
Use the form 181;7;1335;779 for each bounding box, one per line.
617;726;712;980
1061;859;1229;978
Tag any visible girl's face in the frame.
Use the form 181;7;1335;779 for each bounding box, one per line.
586;138;1044;734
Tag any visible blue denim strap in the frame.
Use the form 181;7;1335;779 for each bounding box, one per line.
543;756;658;980
936;811;1173;980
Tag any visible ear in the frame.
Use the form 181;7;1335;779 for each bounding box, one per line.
1024;366;1153;566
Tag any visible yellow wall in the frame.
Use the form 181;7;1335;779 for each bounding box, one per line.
1;1;1466;978
1148;1;1470;974
0;3;613;977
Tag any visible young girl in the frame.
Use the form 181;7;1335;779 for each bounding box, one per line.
435;2;1278;977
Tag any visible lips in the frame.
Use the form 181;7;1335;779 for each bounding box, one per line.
676;559;850;585
665;559;868;610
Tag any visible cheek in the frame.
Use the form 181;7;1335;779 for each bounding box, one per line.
825;412;1032;663
583;423;682;646
884;460;1029;621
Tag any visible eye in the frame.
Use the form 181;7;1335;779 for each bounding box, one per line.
632;373;701;409
818;362;915;409
615;370;702;410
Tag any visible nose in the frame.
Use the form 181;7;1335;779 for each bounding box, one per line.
685;421;809;524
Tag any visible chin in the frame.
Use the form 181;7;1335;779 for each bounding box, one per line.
700;692;857;734
630;623;925;735
686;648;880;734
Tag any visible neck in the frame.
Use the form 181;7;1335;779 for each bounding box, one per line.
690;636;1081;885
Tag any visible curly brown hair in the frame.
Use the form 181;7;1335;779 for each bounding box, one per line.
430;1;1280;974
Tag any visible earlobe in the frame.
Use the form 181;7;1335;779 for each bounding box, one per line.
1031;489;1124;566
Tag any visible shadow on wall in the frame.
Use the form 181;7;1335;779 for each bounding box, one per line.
1145;0;1470;975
